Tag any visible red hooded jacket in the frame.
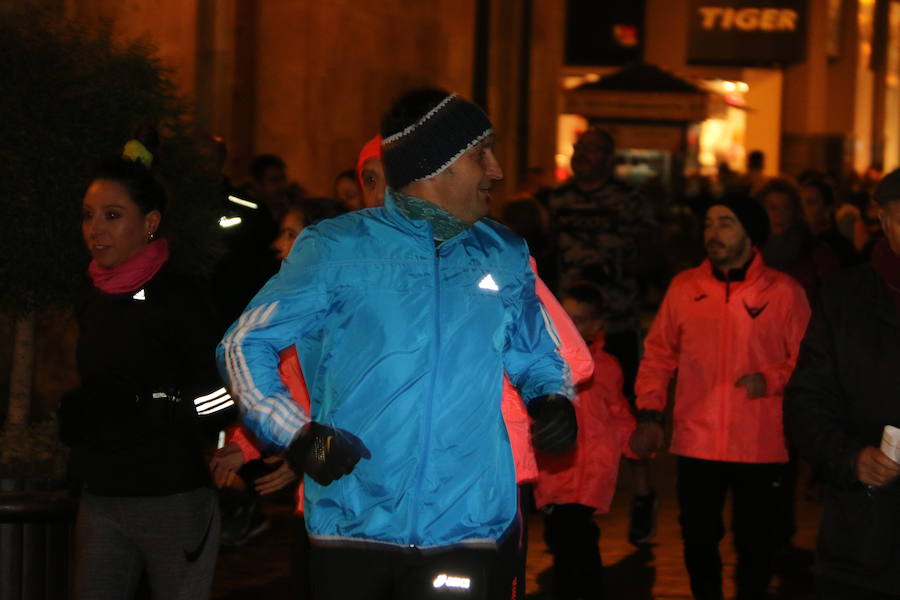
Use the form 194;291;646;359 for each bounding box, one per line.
533;332;636;513
635;253;810;463
501;259;594;484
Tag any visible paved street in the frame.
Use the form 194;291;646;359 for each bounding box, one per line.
212;452;822;599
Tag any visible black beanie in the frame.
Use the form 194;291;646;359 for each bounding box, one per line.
381;93;493;190
711;194;771;248
875;168;900;206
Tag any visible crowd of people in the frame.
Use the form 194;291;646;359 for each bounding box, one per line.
58;85;900;600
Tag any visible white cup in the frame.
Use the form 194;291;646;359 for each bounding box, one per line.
880;425;900;463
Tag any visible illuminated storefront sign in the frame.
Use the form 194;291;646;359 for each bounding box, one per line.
687;0;807;65
563;90;711;122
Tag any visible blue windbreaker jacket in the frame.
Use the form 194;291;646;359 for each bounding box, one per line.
217;191;570;549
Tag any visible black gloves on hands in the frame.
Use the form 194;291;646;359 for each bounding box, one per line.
528;393;578;454
285;422;371;486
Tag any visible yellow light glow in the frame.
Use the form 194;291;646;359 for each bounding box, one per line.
697;103;747;174
556;114;589;179
563;76;585;90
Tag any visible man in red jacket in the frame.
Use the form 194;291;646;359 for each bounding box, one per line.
630;194;810;600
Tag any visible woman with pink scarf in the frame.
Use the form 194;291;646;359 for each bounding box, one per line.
60;132;235;600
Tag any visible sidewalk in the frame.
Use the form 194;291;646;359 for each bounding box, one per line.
212;452;822;599
525;452;820;599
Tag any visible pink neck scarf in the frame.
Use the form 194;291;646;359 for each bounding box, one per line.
88;239;169;294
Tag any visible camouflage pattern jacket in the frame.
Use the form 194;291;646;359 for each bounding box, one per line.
548;177;654;333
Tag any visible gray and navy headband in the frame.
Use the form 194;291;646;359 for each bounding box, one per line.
381;94;494;190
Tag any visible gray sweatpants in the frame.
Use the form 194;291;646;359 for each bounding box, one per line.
75;488;220;600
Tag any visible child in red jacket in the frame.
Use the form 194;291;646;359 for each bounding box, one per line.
534;281;636;600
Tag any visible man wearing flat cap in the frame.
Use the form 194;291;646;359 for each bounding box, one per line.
218;87;576;599
785;168;900;599
630;194;810;600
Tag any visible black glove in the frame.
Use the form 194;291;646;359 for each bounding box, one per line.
528;394;577;454
285;422;371;486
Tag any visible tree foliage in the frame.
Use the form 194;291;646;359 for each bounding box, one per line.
0;5;224;317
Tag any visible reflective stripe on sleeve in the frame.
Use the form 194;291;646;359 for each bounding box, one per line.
193;387;236;415
193;387;229;406
197;397;235;415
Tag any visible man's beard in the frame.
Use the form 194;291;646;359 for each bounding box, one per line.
706;240;730;266
706;239;747;267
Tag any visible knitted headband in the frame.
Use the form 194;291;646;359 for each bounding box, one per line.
381;94;493;190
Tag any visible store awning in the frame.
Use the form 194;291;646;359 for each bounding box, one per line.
564;63;715;122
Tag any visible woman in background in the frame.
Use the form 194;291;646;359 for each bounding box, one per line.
61;130;235;599
271;196;348;261
333;169;361;210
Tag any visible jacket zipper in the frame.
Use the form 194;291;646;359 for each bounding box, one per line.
408;246;441;547
719;275;734;456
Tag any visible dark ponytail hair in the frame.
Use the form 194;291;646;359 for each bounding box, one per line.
91;123;167;215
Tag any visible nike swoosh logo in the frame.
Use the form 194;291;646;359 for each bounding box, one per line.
743;300;768;319
184;510;214;562
693;294;707;302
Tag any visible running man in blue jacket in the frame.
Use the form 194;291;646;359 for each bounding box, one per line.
218;87;576;600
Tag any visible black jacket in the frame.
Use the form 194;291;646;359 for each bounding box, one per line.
784;264;900;593
62;264;236;496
